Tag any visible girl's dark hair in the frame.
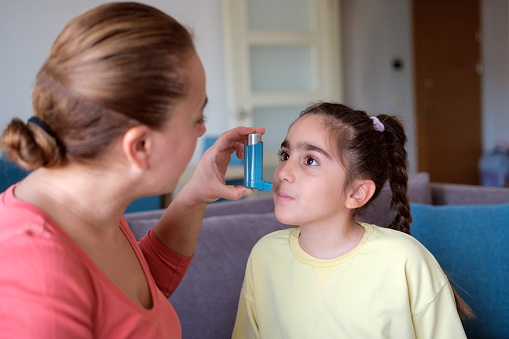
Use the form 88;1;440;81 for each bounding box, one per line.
0;2;195;169
300;101;475;320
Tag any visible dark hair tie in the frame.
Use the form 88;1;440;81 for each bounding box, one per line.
28;116;59;141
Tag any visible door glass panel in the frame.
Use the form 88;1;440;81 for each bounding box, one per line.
252;105;304;162
247;0;311;31
250;45;313;92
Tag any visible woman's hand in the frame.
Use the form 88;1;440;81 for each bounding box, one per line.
183;126;265;204
154;126;264;256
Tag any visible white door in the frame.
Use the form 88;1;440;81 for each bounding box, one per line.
223;0;342;167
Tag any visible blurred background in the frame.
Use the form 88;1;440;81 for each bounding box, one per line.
1;0;508;210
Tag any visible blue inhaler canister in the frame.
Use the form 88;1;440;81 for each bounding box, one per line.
244;134;273;192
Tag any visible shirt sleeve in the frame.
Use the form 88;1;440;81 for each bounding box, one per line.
138;228;193;298
0;231;94;339
412;281;467;339
232;252;260;339
232;282;260;339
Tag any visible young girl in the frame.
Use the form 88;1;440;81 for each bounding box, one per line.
232;102;472;338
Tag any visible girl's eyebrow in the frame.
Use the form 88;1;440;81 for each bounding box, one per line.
280;139;332;159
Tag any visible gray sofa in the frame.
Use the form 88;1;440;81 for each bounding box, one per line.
125;173;509;339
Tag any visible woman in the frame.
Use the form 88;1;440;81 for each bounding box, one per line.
0;2;261;338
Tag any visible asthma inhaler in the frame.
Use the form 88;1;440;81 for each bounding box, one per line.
244;134;273;192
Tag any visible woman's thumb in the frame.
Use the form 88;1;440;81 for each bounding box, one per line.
221;186;254;201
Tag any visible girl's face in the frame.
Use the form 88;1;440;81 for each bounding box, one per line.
272;114;351;228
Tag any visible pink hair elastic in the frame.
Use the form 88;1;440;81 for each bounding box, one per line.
370;117;385;132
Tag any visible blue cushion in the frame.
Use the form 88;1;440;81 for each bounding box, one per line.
203;136;243;166
0;157;31;192
125;196;162;213
0;156;160;212
410;202;509;338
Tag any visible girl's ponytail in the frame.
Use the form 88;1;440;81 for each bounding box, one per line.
377;115;412;235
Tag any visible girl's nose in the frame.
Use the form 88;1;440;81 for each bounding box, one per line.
275;160;295;183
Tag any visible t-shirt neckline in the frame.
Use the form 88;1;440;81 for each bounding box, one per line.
289;222;373;267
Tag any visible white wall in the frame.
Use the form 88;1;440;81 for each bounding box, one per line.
2;0;508;169
0;0;229;164
340;0;416;172
341;0;509;174
481;0;509;152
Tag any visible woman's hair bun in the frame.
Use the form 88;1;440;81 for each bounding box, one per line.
0;118;63;169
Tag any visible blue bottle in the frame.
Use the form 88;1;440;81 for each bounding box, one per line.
244;134;273;192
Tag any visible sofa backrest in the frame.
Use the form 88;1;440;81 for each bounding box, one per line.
125;173;509;338
430;182;509;205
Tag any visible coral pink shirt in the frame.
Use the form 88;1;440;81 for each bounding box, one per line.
0;185;192;338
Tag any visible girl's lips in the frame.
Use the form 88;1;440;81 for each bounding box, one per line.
277;191;294;201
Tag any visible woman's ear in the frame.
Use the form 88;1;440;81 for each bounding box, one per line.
122;125;152;170
345;180;376;209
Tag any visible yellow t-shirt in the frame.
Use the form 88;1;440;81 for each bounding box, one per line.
232;223;466;339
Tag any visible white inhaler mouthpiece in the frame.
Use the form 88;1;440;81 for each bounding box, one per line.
244;134;273;192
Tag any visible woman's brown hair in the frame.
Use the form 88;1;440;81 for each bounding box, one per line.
0;2;195;169
299;101;475;320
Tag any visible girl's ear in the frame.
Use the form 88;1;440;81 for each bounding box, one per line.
345;180;376;209
122;125;152;170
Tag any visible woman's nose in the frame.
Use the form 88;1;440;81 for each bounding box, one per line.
198;123;206;137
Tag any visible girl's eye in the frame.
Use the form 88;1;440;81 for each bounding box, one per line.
278;150;289;161
305;156;318;166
